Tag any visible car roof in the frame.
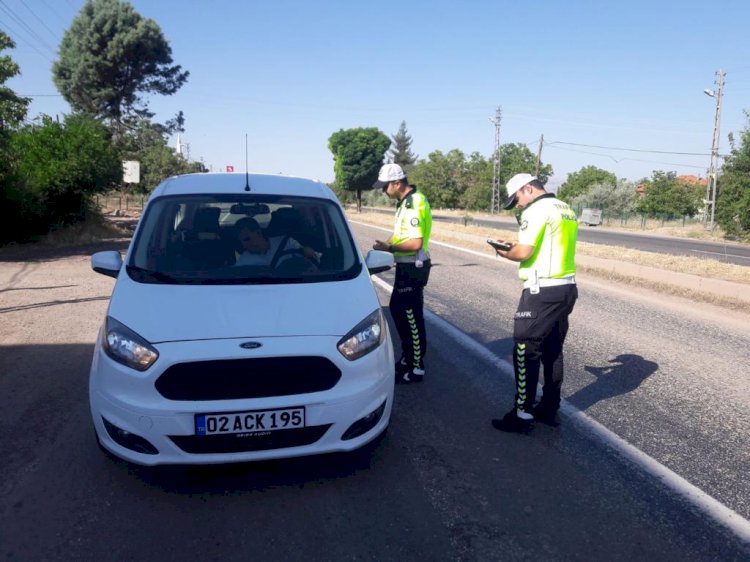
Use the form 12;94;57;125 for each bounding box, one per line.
151;173;336;201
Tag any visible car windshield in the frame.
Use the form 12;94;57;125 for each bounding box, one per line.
127;194;361;285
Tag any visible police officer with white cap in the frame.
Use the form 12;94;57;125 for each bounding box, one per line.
372;163;432;384
489;173;578;432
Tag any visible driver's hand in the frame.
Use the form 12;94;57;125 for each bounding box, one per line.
302;246;317;260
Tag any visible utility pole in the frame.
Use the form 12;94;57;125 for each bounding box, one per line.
535;134;544;176
489;106;502;213
704;69;725;231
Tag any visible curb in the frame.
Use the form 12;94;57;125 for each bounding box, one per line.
578;255;750;304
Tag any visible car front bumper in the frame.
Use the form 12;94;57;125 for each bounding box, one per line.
89;332;394;466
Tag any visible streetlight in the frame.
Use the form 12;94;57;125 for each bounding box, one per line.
703;70;725;231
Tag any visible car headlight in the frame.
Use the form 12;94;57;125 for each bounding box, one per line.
102;316;159;371
337;309;384;361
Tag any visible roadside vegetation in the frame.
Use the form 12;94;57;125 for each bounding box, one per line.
348;210;750;287
349;209;750;313
0;1;201;246
1;1;749;249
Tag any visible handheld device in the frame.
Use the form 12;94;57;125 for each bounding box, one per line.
487;239;512;252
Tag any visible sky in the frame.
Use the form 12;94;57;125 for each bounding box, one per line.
3;0;750;190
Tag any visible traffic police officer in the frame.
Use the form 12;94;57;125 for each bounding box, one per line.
373;163;432;383
489;173;578;432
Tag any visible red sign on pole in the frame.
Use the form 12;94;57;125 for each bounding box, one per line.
226;165;234;172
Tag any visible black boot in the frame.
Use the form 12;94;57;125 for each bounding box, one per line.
531;403;560;427
491;409;533;434
396;361;424;384
394;356;409;378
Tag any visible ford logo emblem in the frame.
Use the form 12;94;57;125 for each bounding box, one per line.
240;342;262;349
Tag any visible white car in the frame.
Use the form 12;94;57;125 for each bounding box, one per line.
89;173;395;466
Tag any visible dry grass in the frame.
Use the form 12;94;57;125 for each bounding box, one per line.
37;214;131;247
350;209;750;312
577;243;749;283
432;208;732;242
349;210;750;284
576;264;750;314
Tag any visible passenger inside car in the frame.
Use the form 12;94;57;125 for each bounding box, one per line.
172;206;235;270
234;216;319;268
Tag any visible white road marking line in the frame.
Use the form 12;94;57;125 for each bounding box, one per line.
690;249;750;262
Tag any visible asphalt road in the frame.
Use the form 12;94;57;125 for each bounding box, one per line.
362;207;750;266
1;231;749;560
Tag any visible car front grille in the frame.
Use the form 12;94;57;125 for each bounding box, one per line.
155;356;342;401
169;425;332;454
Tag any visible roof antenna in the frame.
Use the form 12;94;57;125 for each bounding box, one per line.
244;133;251;191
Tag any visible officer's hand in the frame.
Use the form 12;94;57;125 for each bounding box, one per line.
373;240;390;251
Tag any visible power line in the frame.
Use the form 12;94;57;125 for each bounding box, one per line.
20;0;60;42
39;0;67;25
0;1;56;58
547;140;710;157
547;144;707;170
0;19;53;62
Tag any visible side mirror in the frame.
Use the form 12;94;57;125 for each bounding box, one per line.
365;250;394;275
91;251;123;279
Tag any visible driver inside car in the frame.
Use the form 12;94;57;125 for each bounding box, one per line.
234;216;318;267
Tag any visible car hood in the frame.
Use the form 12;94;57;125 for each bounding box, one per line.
107;273;381;343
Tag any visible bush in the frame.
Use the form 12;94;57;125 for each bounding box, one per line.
1;113;121;243
716;116;750;239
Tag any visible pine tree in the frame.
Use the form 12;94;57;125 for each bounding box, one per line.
53;0;188;143
388;121;417;167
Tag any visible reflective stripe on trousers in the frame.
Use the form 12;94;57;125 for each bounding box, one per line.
512;284;577;413
389;261;431;368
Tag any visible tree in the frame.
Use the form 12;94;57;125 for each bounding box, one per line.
1;32;32;243
0;32;30;132
570;180;637;215
388;121;417;168
635;171;704;217
497;143;553;205
716;111;750;238
557;165;617;204
328;127;391;212
163;110;186;135
409;149;467;209
459;152;493;210
4;113;121;242
120;118;204;191
406;143;552;211
53;0;188;142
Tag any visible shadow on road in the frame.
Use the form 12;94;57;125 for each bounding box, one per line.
568;353;658;412
0;341;388;501
0;296;111;314
109;434;389;495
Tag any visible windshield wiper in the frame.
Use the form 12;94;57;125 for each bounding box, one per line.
126;265;178;284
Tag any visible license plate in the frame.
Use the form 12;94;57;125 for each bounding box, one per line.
195;407;305;436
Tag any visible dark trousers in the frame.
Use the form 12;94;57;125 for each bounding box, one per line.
512;284;578;413
390;261;431;368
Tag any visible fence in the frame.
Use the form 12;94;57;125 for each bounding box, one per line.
94;192;147;213
572;205;704;230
